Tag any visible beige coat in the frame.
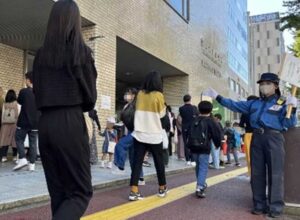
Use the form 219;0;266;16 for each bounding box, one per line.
0;101;18;148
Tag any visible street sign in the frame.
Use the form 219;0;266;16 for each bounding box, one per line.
279;53;300;88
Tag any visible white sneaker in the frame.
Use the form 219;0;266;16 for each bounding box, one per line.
111;164;126;175
13;158;28;171
106;162;113;169
28;163;35;171
99;160;105;168
191;162;196;167
1;157;8;163
138;179;146;186
186;161;191;166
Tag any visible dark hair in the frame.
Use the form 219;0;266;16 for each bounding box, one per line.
214;113;222;120
247;95;259;101
225;120;231;127
38;0;88;67
198;101;213;114
25;71;33;82
5;90;17;103
233;122;239;127
126;87;138;96
183;94;191;103
141;71;163;93
166;105;172;113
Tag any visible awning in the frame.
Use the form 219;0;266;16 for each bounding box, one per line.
0;0;94;51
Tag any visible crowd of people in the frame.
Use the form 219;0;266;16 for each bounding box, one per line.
0;0;298;219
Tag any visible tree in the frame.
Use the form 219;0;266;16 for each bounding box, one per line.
281;0;300;31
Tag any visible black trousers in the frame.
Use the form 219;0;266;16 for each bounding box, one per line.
250;131;285;213
130;139;166;186
39;106;93;220
182;128;194;162
0;146;17;158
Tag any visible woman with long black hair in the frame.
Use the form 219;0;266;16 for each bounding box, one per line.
129;71;168;201
32;0;97;219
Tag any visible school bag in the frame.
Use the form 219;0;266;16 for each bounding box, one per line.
187;117;209;151
120;99;136;132
224;128;236;147
2;104;17;124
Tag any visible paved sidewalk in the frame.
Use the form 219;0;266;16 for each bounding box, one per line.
0;156;193;211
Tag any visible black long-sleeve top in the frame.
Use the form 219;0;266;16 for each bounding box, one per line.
89;109;101;130
239;114;253;132
190;116;222;154
32;47;97;112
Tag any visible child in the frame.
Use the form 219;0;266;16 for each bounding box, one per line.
187;101;222;198
224;121;241;167
100;117;117;169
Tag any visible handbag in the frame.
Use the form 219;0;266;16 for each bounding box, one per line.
107;131;116;153
2;104;17;124
83;112;93;144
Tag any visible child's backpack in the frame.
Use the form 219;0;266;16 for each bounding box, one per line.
2;104;17;124
233;129;241;148
224;128;235;147
187;117;209;151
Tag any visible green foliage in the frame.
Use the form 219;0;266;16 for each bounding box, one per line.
281;0;300;31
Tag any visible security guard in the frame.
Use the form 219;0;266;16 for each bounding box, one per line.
203;73;298;218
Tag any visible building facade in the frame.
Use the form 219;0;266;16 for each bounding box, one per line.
0;0;251;154
249;12;285;95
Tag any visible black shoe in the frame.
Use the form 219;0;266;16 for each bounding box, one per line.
220;161;224;166
251;209;267;215
128;191;143;201
225;162;232;165
158;186;169;197
142;161;151;167
235;163;241;167
268;212;281;218
196;189;206;198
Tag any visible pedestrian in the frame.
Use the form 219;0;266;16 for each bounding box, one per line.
88;109;101;165
32;0;97;219
0;90;18;162
100;117;117;169
166;105;175;156
239;95;259;176
203;72;298;218
224;121;241;167
176;115;185;160
129;71;168;201
187;101;222;198
162;106;171;167
209;113;225;169
179;94;198;166
13;72;39;172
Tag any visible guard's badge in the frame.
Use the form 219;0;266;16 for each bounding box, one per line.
269;105;283;111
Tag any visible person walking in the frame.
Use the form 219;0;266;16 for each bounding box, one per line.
32;0;97;219
187;101;222;198
129;71;167;201
224;121;241;167
239;95;259;176
179;94;198;166
203;72;298;218
176;115;185;160
0;90;18;162
13;72;39;171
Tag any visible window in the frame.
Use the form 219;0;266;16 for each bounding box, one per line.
277;55;280;63
165;0;190;21
275;22;280;30
267;47;271;56
267;31;270;39
276;38;280;46
257;40;260;48
236;83;241;94
257;56;261;65
230;79;235;91
256;24;260;32
268;64;271;72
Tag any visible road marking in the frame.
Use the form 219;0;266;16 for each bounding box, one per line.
82;167;247;220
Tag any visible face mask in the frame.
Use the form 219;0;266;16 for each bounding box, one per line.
259;84;276;96
124;94;133;102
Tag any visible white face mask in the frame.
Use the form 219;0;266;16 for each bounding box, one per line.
124;94;133;102
259;84;276;96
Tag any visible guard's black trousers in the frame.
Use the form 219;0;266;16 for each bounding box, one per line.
39;106;93;220
250;130;285;213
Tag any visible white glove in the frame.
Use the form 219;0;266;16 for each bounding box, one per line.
202;87;218;99
286;95;298;108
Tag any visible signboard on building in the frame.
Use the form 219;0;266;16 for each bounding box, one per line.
279;53;300;88
250;12;279;23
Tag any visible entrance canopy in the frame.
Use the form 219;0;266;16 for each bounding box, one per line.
0;0;94;51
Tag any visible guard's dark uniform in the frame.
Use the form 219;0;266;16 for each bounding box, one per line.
216;74;297;214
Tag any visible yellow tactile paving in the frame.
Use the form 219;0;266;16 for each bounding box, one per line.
82;167;247;220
